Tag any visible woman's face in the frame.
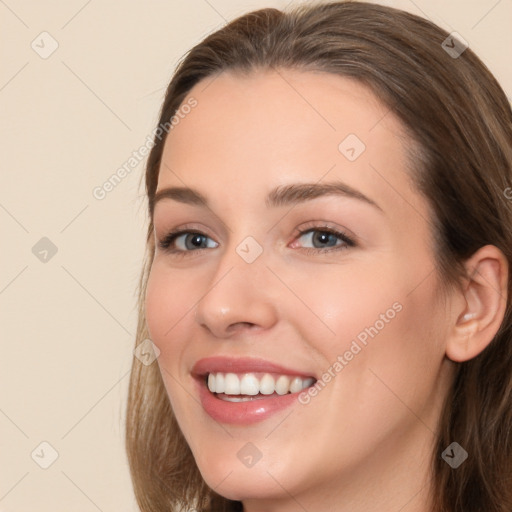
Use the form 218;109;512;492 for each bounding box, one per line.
145;70;455;508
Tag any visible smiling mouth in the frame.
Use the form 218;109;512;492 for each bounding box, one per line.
193;357;318;423
206;372;316;402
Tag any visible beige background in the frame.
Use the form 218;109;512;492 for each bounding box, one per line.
1;0;510;510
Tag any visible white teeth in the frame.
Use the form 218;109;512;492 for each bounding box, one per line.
259;374;275;395
216;373;225;393
289;377;303;394
303;377;315;388
207;373;215;393
206;372;315;396
240;374;259;395
224;373;240;395
275;375;290;395
222;395;255;402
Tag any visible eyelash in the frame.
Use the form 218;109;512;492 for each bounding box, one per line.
157;225;356;257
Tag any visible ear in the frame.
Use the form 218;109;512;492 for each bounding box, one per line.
446;245;508;363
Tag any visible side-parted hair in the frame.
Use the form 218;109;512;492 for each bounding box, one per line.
126;2;512;511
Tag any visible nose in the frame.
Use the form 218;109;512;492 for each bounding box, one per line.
194;246;279;339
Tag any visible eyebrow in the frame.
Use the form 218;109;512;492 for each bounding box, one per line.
151;181;382;215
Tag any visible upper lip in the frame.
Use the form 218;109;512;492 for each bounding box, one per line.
192;356;316;379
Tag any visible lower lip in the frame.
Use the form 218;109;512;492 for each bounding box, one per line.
197;379;302;425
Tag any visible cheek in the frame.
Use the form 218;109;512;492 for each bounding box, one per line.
144;264;202;427
144;268;170;345
287;260;446;403
280;261;405;357
144;262;197;352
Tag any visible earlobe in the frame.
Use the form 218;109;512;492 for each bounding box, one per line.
446;245;508;363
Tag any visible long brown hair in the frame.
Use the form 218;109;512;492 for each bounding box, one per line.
126;2;512;510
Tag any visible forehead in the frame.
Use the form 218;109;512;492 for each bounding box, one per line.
163;69;400;164
157;69;424;218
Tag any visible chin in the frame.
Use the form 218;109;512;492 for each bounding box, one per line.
189;435;316;503
198;463;292;502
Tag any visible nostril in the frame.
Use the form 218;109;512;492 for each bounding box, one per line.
227;322;258;333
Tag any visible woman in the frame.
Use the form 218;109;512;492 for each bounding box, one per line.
126;2;512;511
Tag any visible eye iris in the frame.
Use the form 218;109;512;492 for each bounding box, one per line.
313;231;337;248
186;233;207;249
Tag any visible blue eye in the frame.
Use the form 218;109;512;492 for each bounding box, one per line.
296;229;351;249
158;226;355;256
159;231;218;252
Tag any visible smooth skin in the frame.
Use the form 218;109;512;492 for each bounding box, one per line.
145;69;508;512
